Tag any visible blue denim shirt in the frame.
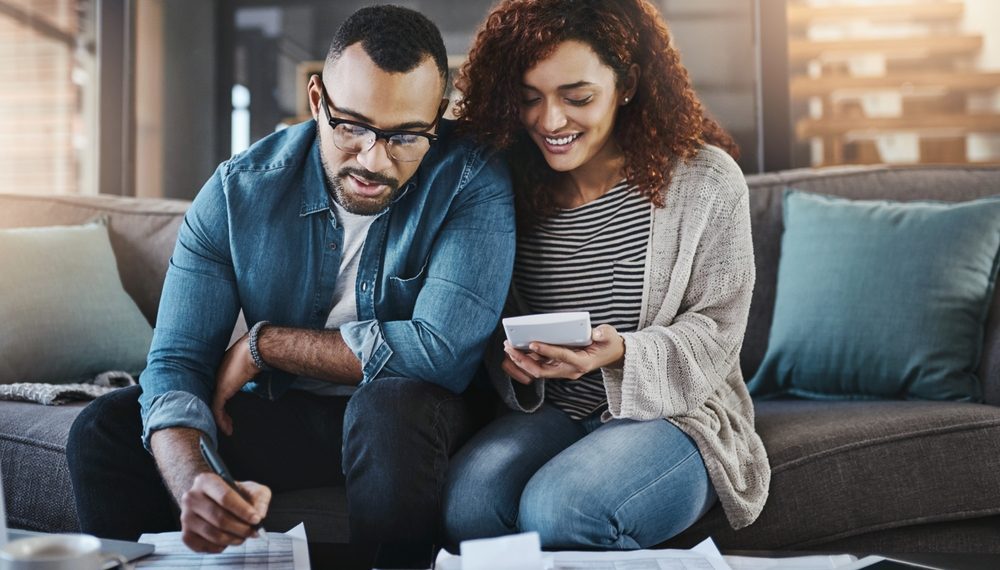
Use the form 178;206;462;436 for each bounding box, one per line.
138;119;515;449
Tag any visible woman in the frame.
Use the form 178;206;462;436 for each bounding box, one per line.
444;0;770;549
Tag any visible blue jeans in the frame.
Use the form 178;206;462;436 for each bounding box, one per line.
443;404;717;549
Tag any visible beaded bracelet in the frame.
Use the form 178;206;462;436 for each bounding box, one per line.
248;320;272;372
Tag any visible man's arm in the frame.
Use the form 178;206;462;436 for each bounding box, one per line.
140;164;271;552
256;326;362;383
210;327;361;436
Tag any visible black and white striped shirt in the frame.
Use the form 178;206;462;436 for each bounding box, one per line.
514;182;651;419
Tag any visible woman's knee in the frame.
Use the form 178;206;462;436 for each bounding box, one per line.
442;441;520;544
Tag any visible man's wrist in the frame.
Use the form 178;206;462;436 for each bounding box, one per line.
248;321;272;371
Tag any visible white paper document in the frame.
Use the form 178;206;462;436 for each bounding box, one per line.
435;535;731;570
136;522;310;569
723;554;857;570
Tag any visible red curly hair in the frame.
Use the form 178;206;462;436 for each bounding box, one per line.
456;0;738;225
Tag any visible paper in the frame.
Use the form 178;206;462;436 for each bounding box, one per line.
136;522;310;569
460;532;544;570
436;536;731;570
723;554;856;570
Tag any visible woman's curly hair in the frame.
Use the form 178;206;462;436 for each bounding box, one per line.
456;0;738;225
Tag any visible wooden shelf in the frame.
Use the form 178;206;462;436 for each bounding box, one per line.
789;35;982;63
788;2;964;26
790;71;1000;98
796;113;1000;138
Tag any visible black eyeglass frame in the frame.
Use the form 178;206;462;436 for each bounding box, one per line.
318;83;439;162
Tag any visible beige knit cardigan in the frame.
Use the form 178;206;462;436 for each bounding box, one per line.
487;145;771;530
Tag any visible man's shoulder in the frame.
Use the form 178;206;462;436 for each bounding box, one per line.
424;120;496;170
224;121;317;175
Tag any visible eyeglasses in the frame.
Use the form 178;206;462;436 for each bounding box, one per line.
319;83;438;162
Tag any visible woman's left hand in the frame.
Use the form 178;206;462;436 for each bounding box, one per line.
504;324;625;380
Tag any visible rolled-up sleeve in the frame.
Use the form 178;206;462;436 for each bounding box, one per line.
141;391;217;451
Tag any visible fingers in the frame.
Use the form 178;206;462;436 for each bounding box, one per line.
180;474;268;552
529;342;582;366
238;481;272;520
592;324;618;343
501;355;536;385
198;474;263;526
504;342;584;380
211;395;234;437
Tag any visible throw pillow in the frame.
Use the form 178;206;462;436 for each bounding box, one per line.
0;221;153;383
748;190;1000;401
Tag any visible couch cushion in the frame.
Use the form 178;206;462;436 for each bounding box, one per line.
0;401;85;532
0;222;154;383
663;400;1000;549
743;166;1000;406
0;193;189;326
748;191;1000;402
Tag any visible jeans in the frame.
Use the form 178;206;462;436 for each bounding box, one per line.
67;378;491;548
443;404;717;549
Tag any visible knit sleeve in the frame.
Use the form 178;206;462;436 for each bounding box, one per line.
603;170;755;420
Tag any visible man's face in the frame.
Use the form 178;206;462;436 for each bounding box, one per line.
310;43;445;215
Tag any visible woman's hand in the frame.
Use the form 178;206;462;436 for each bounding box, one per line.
502;324;625;385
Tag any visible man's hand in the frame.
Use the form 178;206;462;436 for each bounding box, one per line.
150;428;272;554
212;333;260;437
502;324;626;384
180;473;271;553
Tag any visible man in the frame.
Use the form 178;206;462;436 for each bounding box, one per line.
66;5;514;556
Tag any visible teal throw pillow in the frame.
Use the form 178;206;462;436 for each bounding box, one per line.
0;221;153;383
747;190;1000;401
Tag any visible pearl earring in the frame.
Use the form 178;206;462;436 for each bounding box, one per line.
623;97;630;104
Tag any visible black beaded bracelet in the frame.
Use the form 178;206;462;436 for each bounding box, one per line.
248;320;272;372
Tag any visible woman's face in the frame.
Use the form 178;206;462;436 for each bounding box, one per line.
519;40;624;174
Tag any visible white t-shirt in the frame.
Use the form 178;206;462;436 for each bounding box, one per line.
291;200;376;396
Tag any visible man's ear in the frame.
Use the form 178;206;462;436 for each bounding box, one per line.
438;97;450;120
307;74;324;121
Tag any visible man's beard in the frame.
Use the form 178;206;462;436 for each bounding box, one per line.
318;125;400;215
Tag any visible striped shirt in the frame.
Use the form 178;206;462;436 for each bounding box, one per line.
514;182;651;419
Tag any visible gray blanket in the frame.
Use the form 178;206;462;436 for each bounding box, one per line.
0;371;136;405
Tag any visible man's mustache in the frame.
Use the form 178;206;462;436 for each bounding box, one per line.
338;166;398;189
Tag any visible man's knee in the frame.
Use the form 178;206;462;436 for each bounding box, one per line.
68;385;143;462
344;377;455;433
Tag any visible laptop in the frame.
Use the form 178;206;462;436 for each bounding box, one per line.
1;462;155;566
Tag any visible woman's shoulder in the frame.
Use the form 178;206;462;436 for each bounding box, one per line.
665;144;748;217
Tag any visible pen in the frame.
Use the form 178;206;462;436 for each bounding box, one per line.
198;436;268;541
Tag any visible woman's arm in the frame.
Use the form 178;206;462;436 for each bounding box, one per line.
605;181;755;420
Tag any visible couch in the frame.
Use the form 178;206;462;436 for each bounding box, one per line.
2;163;999;553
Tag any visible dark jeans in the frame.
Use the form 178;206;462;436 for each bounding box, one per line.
66;377;492;549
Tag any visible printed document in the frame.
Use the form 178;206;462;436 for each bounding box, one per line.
136;522;309;569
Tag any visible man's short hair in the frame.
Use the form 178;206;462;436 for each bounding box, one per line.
326;5;448;87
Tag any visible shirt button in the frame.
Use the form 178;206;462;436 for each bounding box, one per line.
360;282;368;292
328;242;338;250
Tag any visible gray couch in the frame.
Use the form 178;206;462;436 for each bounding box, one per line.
2;164;999;553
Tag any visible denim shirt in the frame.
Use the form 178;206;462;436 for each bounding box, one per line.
138;119;515;449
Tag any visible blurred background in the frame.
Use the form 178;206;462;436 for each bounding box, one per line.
1;0;998;200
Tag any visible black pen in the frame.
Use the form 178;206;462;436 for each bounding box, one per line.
199;436;268;540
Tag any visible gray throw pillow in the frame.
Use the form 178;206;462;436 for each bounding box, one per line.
0;221;153;383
